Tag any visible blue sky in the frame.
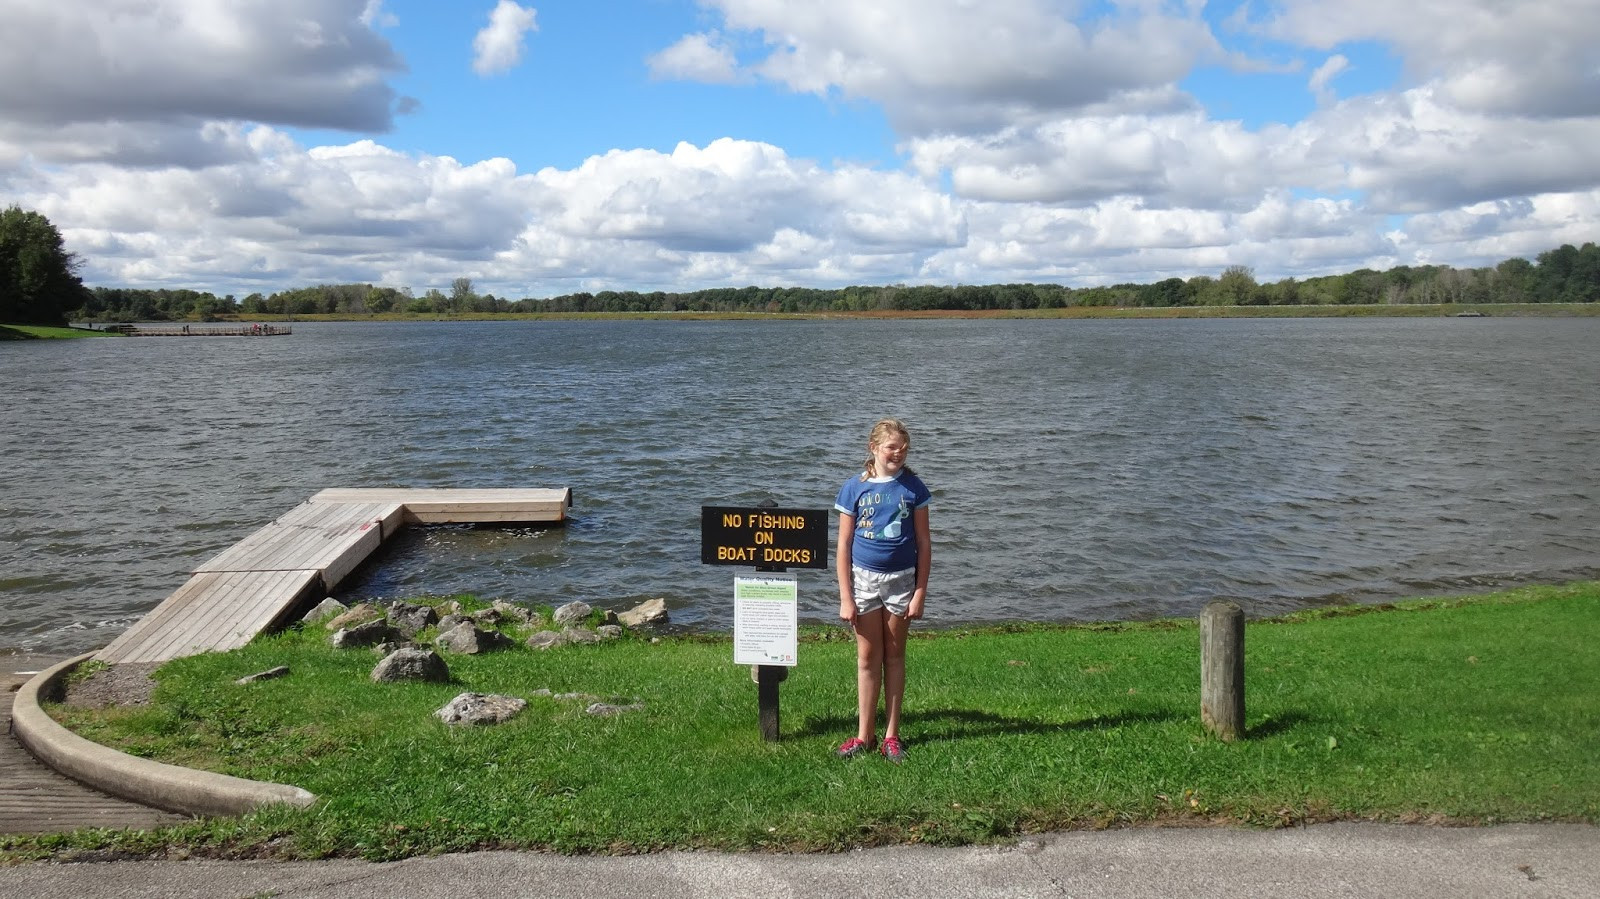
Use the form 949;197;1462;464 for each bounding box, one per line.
1;0;1596;298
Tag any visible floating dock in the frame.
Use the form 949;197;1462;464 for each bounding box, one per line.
95;488;571;664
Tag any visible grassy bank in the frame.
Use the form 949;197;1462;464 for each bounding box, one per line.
0;323;111;339
8;584;1597;861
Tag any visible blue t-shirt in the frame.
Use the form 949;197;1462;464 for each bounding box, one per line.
834;470;932;573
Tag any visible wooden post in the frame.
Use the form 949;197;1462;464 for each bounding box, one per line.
1200;600;1245;741
756;665;786;741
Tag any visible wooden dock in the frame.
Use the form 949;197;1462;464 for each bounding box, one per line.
110;324;293;337
95;488;571;665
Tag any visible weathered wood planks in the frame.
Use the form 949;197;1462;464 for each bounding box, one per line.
94;488;570;665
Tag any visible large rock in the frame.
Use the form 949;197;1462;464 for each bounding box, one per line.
371;648;450;683
563;627;602;645
326;603;383;631
331;620;404;649
300;597;348;624
387;602;438;637
435;622;514;654
525;630;569;650
596;625;624;641
436;692;527;726
553;601;592;626
618;598;669;628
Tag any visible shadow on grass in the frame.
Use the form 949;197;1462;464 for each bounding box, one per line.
793;707;1186;743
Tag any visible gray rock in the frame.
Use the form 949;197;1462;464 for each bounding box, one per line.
387;602;438;637
596;625;624;640
617;598;669;628
371;648;450;683
301;598;348;624
553;601;592;626
468;607;504;626
331;620;404;649
436;692;527;726
586;701;644;717
525;630;569;650
235;666;290;685
435;622;513;654
491;600;534;624
435;613;469;634
563;626;602;645
372;641;421;656
326;603;383;631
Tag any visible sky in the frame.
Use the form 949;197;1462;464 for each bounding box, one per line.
2;0;1598;300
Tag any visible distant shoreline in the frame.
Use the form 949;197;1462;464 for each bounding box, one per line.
71;302;1600;327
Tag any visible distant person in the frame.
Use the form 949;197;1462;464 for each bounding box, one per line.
834;417;932;764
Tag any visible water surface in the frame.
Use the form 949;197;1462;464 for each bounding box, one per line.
3;317;1596;657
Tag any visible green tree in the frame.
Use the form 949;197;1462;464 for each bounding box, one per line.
0;206;91;325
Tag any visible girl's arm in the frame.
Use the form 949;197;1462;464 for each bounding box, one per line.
836;512;856;624
908;505;931;620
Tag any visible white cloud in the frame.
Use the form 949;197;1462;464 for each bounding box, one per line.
1254;0;1600;118
680;0;1219;136
0;0;406;153
472;1;538;76
648;32;741;84
1308;54;1348;105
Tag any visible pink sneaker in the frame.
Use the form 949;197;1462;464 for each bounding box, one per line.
836;737;871;759
880;736;906;763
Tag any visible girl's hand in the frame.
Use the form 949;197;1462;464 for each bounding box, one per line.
839;597;857;627
905;590;926;621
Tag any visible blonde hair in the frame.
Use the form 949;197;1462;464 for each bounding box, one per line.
862;417;915;479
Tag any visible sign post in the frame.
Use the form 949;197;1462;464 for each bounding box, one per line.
702;503;828;741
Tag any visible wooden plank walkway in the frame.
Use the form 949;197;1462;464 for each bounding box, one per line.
95;488;570;665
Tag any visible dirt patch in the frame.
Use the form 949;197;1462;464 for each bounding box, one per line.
61;662;160;708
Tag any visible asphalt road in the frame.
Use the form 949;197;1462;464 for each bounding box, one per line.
3;822;1595;899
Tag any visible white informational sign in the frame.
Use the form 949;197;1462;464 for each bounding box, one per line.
733;573;798;666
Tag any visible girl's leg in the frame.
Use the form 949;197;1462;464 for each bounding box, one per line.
853;608;887;745
881;611;911;740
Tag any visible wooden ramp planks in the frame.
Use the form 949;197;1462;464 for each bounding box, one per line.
96;570;320;664
95;488;569;665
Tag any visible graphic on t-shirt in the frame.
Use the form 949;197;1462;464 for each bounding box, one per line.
881;500;910;539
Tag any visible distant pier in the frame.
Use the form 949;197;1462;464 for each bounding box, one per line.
102;324;293;337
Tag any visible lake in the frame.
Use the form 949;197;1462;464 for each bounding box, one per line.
3;316;1597;659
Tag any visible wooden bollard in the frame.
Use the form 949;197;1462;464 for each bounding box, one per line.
1200;600;1245;741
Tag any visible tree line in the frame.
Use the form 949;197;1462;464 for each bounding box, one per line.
2;206;1596;325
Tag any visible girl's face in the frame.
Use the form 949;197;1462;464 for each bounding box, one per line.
871;433;909;477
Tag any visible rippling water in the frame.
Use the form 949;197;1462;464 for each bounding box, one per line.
3;317;1597;657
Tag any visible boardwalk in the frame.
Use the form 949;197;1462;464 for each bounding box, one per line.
95;488;571;665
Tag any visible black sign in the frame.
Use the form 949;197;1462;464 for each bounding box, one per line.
701;506;830;569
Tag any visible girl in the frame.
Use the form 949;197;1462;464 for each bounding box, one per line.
834;418;932;763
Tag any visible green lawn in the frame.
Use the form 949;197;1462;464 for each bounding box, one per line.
0;323;112;339
10;584;1597;861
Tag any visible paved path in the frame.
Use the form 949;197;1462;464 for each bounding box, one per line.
1;822;1595;898
1;657;186;835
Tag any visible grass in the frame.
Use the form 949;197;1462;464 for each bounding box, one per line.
5;584;1597;861
0;323;112;339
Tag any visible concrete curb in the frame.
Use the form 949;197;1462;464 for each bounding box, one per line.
11;653;317;818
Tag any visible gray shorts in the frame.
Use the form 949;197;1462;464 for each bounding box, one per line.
851;566;917;618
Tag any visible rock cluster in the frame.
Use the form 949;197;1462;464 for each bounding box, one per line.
291;595;668;727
